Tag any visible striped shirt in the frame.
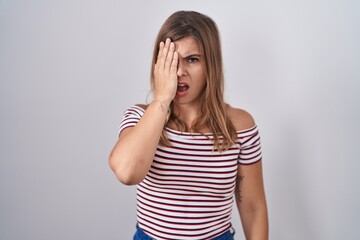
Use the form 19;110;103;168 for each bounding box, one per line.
119;105;262;240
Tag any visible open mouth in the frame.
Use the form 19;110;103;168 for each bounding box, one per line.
177;82;189;94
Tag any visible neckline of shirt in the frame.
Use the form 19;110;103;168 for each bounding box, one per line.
132;105;257;135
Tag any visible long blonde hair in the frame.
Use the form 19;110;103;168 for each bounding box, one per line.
150;11;237;151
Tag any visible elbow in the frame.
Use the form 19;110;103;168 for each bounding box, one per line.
115;169;142;186
108;154;143;186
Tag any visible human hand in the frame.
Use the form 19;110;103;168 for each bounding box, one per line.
153;38;178;106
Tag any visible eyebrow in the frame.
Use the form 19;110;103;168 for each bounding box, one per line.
181;54;201;59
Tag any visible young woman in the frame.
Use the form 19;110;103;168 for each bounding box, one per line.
109;11;268;240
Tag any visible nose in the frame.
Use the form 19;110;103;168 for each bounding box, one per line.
177;60;187;77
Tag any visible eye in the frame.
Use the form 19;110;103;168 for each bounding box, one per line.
186;56;199;63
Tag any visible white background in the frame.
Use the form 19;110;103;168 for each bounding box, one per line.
1;0;359;239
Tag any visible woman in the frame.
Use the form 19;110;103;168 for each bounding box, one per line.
109;11;268;240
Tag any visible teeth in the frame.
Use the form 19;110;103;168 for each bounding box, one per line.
178;83;186;87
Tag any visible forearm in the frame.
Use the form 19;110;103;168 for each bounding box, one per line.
239;203;268;240
110;38;178;185
235;161;268;240
109;100;169;185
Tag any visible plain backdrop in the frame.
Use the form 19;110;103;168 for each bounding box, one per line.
1;0;359;239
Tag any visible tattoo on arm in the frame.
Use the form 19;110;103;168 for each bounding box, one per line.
235;175;245;202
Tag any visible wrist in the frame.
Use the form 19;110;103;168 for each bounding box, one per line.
153;97;171;108
152;98;170;109
152;99;171;123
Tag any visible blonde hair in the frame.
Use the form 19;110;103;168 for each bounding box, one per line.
150;11;237;151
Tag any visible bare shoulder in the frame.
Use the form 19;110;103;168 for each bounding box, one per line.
227;105;256;132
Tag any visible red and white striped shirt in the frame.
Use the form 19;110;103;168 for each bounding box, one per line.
119;105;262;240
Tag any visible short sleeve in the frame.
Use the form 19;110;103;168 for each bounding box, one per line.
118;105;145;135
237;125;263;165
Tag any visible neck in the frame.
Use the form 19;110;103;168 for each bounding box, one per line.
172;102;201;130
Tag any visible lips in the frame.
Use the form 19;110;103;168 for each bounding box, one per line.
176;82;189;96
